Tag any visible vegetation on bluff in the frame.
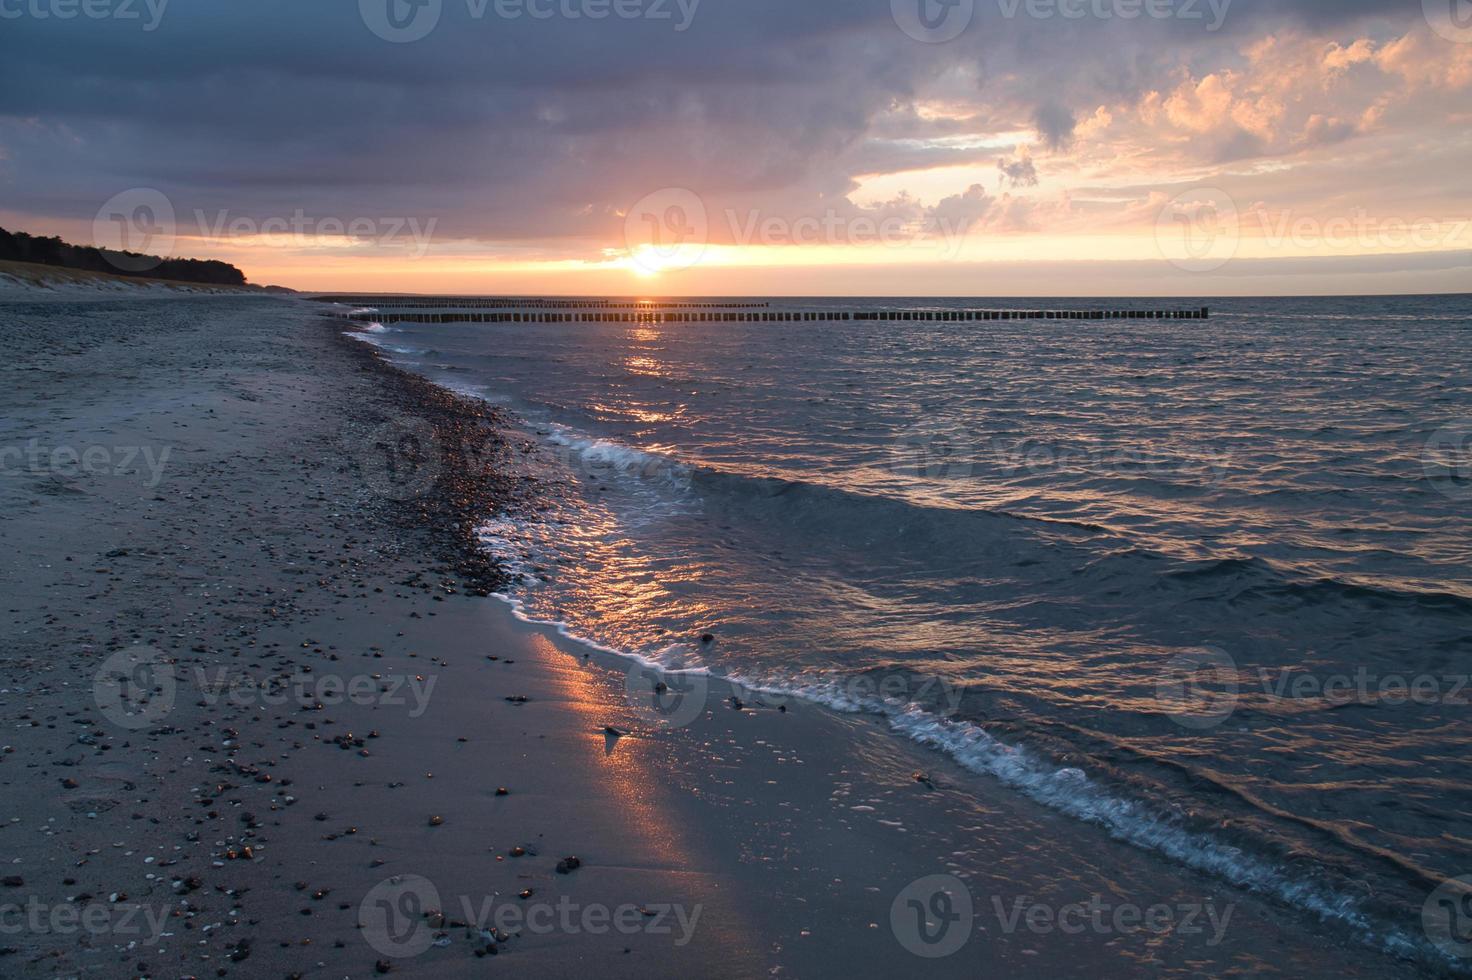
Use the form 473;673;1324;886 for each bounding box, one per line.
0;226;247;286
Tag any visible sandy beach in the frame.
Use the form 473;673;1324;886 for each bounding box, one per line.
0;293;1439;978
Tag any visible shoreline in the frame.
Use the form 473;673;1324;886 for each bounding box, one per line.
0;294;1450;977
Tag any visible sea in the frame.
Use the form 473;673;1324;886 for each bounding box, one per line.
343;293;1472;972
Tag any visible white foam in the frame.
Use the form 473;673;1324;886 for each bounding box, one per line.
543;424;692;486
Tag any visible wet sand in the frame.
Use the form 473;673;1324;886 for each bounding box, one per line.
0;294;1429;977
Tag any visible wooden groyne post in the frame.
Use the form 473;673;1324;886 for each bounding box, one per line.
326;305;1211;325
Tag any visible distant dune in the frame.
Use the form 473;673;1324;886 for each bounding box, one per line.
0;259;293;298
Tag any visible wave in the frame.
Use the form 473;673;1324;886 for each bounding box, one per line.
608;448;1472;616
477;541;1455;974
542;424;696;488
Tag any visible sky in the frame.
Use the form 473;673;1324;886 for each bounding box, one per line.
1;0;1469;295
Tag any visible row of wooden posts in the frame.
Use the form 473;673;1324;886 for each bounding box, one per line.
314;297;770;310
329;307;1210;324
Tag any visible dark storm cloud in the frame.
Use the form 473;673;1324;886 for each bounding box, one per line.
1031;103;1076;151
0;0;1433;248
